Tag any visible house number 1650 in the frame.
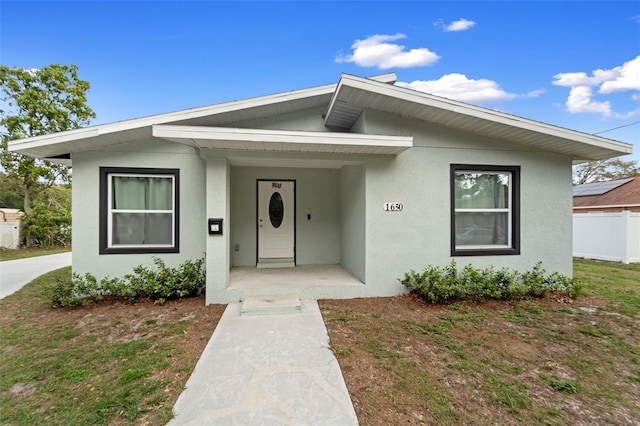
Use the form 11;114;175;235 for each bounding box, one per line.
383;203;404;212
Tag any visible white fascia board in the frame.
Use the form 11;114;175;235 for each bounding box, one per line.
367;72;397;84
7;127;100;153
152;125;413;149
8;83;338;152
329;74;633;156
322;73;396;128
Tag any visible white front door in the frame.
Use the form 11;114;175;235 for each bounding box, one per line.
257;180;295;266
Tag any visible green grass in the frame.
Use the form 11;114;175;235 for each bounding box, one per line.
321;258;640;425
574;259;640;316
0;267;223;426
0;246;70;261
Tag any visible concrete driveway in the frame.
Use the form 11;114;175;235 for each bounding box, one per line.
0;252;72;299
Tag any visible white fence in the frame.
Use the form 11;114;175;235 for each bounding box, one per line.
573;211;640;264
0;222;21;249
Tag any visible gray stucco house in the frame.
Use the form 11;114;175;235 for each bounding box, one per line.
9;73;632;304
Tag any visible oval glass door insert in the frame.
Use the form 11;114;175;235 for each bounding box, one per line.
269;192;284;228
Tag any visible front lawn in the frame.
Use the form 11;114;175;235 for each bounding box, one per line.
321;259;640;425
1;260;638;425
0;267;225;425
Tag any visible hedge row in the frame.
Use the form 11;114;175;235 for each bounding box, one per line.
399;261;580;303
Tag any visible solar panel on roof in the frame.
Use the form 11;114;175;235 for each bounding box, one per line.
573;178;633;197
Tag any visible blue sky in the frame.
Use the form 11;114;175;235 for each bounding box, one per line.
2;1;639;161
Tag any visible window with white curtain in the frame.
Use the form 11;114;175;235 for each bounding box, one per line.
100;168;179;254
450;165;520;256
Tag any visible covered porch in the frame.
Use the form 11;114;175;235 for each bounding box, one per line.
156;126;412;303
169;126;412;303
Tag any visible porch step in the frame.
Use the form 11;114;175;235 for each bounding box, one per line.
240;293;301;316
256;258;295;269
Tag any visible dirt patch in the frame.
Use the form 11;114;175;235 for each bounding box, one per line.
6;382;37;396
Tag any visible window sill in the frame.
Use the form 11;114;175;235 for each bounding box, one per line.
100;246;179;255
452;247;520;257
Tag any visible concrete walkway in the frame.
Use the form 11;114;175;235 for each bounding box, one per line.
168;298;358;425
0;252;72;299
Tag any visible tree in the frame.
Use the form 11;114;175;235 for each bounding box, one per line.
0;172;23;209
0;64;95;245
573;158;640;184
20;184;72;247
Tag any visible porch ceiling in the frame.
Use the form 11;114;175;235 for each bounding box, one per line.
152;125;413;155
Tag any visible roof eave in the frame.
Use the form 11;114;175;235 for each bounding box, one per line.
7;73;399;159
7;82;340;158
152;124;413;155
325;74;633;161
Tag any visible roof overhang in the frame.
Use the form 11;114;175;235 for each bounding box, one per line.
5;82;341;161
7;73;399;162
152;125;413;155
7;72;632;164
325;74;633;162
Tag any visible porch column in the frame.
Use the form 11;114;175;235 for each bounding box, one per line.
205;157;231;304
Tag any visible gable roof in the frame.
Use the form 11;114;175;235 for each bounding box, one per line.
573;176;640;208
325;74;632;162
8;72;633;163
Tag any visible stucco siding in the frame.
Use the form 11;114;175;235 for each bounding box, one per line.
339;165;366;281
358;111;574;296
205;158;231;305
71;138;206;280
71;109;575;303
230;166;341;267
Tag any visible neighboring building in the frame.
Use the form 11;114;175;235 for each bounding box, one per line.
573;176;640;264
0;208;24;249
8;73;633;303
573;176;640;213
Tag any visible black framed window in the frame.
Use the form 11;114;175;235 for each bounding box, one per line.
100;167;179;254
451;164;520;256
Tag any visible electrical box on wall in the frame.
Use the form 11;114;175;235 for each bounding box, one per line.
208;218;223;235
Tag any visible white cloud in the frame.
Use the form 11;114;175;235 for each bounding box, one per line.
552;70;615;87
565;86;612;116
552;56;640;117
434;18;476;32
524;88;546;98
599;56;640;93
335;33;440;69
396;73;542;104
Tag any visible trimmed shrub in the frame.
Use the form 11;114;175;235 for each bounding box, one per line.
45;257;205;307
126;257;205;302
399;261;579;304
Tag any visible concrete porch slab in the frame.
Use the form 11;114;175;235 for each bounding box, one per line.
229;264;363;289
